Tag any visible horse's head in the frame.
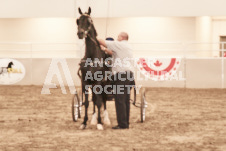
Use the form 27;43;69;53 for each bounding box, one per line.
8;62;13;67
76;7;95;39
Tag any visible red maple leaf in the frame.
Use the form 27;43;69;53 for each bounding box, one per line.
154;60;162;67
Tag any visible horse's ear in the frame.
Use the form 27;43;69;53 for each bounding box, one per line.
78;7;83;15
87;7;91;15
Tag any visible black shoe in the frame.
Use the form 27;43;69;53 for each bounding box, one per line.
112;125;128;129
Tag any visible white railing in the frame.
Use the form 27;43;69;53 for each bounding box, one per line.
131;42;226;58
0;42;226;58
0;42;84;58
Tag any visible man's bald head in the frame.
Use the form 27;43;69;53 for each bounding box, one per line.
117;32;129;41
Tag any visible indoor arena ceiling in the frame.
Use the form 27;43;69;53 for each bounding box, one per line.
0;0;226;18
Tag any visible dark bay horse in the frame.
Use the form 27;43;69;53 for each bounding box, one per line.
76;7;111;130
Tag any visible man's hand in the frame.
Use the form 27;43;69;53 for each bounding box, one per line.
100;45;106;51
100;45;113;55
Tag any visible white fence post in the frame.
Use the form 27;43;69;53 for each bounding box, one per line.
221;43;225;89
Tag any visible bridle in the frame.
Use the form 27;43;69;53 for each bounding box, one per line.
78;14;98;45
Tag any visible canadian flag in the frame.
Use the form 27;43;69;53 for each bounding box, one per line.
224;52;226;57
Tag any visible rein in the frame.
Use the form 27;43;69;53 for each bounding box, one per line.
87;33;99;46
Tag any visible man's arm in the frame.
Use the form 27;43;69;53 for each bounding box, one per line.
98;39;113;55
100;45;113;55
98;39;107;47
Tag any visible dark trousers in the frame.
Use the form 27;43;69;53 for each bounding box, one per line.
113;71;134;128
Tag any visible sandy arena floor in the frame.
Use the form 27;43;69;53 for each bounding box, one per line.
0;86;226;151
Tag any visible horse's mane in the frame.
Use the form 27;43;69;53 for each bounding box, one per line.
92;25;98;38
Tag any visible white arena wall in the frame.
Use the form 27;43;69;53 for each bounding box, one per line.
1;49;226;88
0;17;195;44
2;57;225;89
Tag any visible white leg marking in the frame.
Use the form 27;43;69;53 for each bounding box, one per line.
103;110;111;125
90;113;97;125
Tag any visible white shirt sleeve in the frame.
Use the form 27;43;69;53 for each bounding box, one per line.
105;41;120;53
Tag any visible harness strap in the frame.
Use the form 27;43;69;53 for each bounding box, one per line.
87;33;99;46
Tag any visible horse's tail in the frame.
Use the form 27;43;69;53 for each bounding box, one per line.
77;67;81;79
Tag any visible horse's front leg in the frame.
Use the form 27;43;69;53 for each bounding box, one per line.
90;92;97;125
96;94;104;130
80;91;89;129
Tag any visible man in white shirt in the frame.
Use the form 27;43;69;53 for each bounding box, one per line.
98;32;134;129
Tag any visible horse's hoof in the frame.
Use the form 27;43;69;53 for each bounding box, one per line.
79;124;86;130
97;124;104;130
90;113;97;125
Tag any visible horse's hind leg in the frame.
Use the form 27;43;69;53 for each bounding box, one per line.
103;99;111;125
80;91;89;129
103;97;107;110
92;92;96;114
